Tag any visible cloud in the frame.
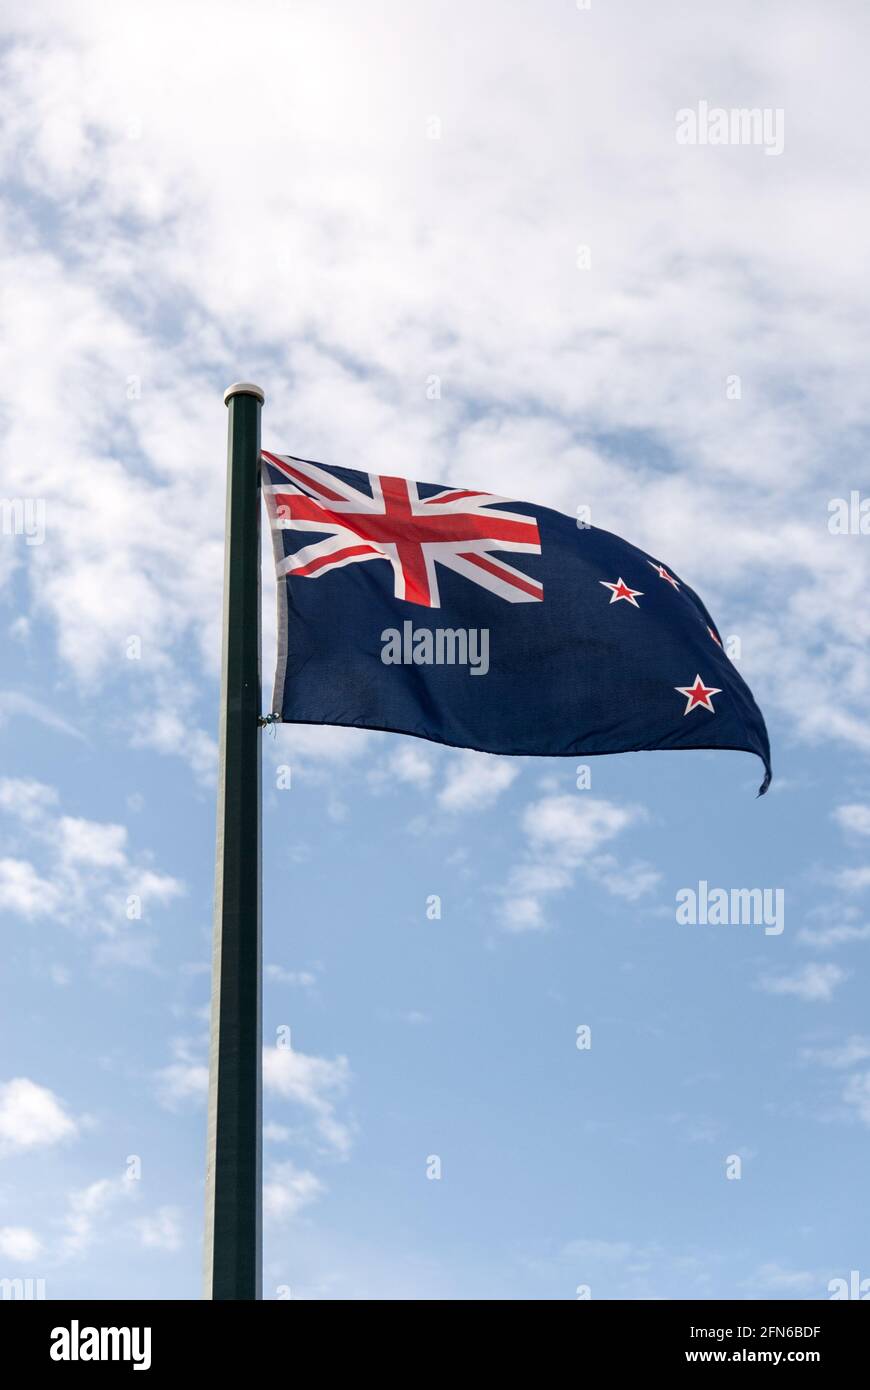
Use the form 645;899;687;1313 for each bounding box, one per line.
802;1036;870;1132
559;1235;720;1297
136;1207;182;1252
563;1238;635;1262
270;724;372;768
62;1174;136;1258
833;804;870;837
0;1226;42;1261
0;1077;77;1155
389;746;434;787
582;857;663;902
743;1262;816;1293
842;1071;870;1127
501;795;659;931
369;744;434;792
437;751;518;813
801;1036;870;1068
0;693;84;741
263;1044;352;1156
835;867;870;894
155;1062;209;1110
129;679;219;786
524;796;639;861
0;779;184;955
263;1122;291;1143
758;963;848;1003
263;1161;325;1223
0;777;59;821
155;1038;209;1110
265;965;318;989
798;922;870;949
502;894;547;933
58;816;127;869
0;858;61;918
0;0;867;801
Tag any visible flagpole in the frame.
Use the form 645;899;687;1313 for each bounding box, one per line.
203;382;265;1300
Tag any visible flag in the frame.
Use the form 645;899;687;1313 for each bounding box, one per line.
262;451;771;793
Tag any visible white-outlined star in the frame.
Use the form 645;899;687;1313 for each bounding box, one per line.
599;577;644;607
647;561;680;589
675;675;722;714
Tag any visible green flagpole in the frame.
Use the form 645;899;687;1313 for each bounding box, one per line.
203;382;265;1300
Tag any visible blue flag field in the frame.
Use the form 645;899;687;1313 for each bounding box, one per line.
262;450;771;793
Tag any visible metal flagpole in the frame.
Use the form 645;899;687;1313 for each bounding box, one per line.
203;382;265;1300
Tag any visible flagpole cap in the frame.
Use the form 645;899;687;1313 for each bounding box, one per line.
224;382;265;406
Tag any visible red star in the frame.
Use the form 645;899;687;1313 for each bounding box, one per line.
707;625;722;646
600;577;644;607
675;675;722;715
648;561;680;589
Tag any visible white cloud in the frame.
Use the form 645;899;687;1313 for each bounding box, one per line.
501;795;659;931
437;751;518;813
798;922;870;949
263;1045;352;1156
744;1262;816;1293
263;1161;325;1222
0;858;60;918
524;797;639;861
502;895;547;933
833;804;870;837
136;1206;182;1252
369;744;434;792
835;867;870;894
0;693;83;741
0;1077;77;1155
802;1036;870;1069
0;1226;42;1261
563;1238;635;1262
265;965;318;989
155;1063;209;1109
593;859;663;901
758;963;848;1003
0;777;59;821
0;0;866;794
843;1071;870;1127
62;1174;136;1258
0;781;184;953
155;1038;209;1110
379;1008;431;1026
389;746;434;787
129;678;219;786
58;816;127;869
271;724;372;767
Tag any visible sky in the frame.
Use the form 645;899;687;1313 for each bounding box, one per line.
1;0;869;1301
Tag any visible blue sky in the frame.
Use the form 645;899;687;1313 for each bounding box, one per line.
1;0;869;1300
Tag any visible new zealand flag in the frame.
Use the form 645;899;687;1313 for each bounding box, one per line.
262;451;771;793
